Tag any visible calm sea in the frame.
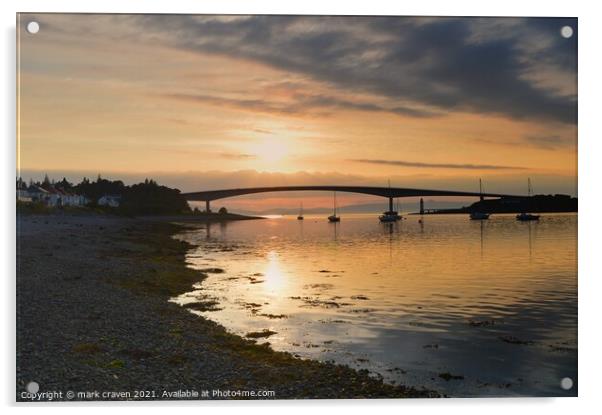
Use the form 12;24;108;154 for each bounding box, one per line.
172;213;577;397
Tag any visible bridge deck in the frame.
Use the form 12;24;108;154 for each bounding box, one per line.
182;185;522;201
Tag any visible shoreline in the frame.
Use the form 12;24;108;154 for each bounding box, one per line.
409;210;578;215
16;212;438;400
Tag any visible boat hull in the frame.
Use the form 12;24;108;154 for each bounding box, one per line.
516;213;540;221
470;212;490;220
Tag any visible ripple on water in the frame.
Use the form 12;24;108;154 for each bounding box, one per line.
172;213;577;397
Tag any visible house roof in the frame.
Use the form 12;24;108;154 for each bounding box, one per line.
27;185;49;194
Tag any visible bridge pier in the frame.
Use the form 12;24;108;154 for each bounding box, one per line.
205;200;211;213
420;198;424;215
389;197;393;213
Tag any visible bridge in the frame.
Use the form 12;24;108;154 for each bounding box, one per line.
182;185;522;213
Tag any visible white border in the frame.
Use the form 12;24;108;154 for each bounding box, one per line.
3;1;601;414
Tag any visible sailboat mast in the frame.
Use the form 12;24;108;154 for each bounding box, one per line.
334;191;337;216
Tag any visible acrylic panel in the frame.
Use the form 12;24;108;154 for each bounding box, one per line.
16;13;577;401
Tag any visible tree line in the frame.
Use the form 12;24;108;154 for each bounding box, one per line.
20;175;192;215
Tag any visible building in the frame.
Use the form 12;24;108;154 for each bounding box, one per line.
54;187;89;207
24;185;50;204
98;194;121;208
18;184;89;207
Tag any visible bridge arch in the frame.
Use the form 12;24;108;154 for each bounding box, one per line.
182;185;520;213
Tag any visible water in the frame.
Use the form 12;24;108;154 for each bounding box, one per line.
172;213;577;397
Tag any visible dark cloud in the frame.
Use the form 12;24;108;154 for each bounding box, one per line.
164;92;438;118
135;15;576;124
351;159;528;170
474;133;576;150
522;134;576;150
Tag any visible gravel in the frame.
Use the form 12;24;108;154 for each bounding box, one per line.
16;213;438;401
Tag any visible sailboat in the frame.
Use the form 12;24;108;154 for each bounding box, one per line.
379;212;398;222
469;178;490;220
516;178;540;221
297;202;304;220
379;181;402;222
328;191;340;222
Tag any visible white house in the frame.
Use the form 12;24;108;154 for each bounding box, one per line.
98;195;121;208
20;185;89;207
55;188;89;207
24;185;50;203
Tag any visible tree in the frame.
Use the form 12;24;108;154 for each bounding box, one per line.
218;207;228;215
41;174;52;190
56;177;73;191
74;177;125;203
16;177;26;190
119;179;191;215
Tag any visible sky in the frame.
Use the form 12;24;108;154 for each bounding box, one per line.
17;14;577;211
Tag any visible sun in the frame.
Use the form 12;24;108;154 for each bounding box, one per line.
252;137;292;164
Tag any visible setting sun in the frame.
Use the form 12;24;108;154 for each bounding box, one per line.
251;137;293;166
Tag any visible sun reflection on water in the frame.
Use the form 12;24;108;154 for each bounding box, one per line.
174;213;577;397
263;250;287;294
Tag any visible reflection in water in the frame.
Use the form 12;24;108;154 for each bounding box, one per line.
263;250;286;293
330;221;339;241
480;220;484;258
173;213;577;397
527;221;533;260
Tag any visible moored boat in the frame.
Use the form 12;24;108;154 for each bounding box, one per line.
516;212;540;221
470;211;490;220
379;212;398;222
328;191;340;222
469;179;490;220
516;178;540;221
379;181;402;222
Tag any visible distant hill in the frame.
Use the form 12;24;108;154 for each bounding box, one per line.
234;200;468;216
427;194;577;214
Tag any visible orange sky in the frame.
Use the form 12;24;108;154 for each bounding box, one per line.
17;14;577;209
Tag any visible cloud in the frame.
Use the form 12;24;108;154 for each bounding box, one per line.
522;134;576;150
163;92;438;118
24;14;577;125
218;152;257;160
139;15;576;124
474;134;576;150
351;159;528;170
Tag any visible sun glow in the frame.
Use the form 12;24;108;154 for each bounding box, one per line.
251;137;292;165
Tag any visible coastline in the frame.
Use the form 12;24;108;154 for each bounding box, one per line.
16;212;438;400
